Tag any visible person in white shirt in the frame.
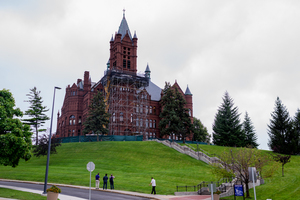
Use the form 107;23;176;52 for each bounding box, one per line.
149;177;156;194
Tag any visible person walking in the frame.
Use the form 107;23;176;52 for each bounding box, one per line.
109;174;115;189
95;173;100;189
149;177;156;194
103;174;108;190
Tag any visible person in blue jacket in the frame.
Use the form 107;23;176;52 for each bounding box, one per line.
103;174;108;189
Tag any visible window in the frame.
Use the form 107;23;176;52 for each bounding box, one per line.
70;115;75;125
140;105;143;113
120;112;123;122
149;132;152;138
78;129;81;136
153;132;156;138
146;106;148;113
146;119;148;128
123;59;126;68
72;130;75;136
130;113;133;123
153;120;156;128
136;105;139;113
112;113;116;122
189;109;191;116
149;106;152;114
136;118;139;126
150;120;152;128
79;116;82;124
127;60;131;69
145;132;148;140
140;119;143;127
153;106;156;114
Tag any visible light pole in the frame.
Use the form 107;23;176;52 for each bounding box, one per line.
43;86;61;194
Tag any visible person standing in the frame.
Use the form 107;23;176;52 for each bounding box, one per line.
95;173;100;189
109;174;115;189
103;174;108;190
149;177;156;194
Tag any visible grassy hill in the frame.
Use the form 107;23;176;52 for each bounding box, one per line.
0;141;215;195
0;141;299;199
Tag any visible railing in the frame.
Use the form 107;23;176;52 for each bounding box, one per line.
176;185;198;192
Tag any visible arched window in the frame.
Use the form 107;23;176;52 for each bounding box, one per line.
120;112;123;122
149;106;152;114
189;109;191;116
112;113;116;122
70;115;75;125
150;120;152;128
153;120;156;128
153;106;156;114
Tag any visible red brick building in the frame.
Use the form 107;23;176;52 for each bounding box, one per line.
56;12;193;140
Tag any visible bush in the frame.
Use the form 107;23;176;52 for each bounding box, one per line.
46;185;61;193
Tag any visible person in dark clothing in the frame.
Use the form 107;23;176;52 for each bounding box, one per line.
109;174;115;189
95;173;100;189
103;174;108;189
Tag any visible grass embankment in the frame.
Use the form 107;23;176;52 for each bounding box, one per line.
186;143;300;200
0;188;47;200
0;141;215;195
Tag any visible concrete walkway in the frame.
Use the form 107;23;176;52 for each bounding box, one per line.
0;179;211;200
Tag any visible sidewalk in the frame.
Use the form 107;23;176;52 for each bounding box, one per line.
0;179;211;200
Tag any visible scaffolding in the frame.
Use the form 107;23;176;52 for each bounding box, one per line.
101;69;149;137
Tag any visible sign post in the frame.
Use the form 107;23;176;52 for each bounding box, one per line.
87;162;95;200
249;167;257;200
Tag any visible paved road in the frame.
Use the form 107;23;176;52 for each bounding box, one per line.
0;180;151;200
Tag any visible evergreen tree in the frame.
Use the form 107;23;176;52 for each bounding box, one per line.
159;82;180;140
267;97;295;154
212;91;244;147
0;89;32;167
289;109;300;154
32;135;61;157
23;87;49;145
83;91;110;141
174;87;193;143
242;112;259;148
193;117;210;143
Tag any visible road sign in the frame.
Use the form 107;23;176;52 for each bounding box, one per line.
234;185;244;196
87;162;95;172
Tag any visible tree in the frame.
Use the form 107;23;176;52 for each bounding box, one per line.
193;117;210;143
267;97;296;154
271;153;291;177
159;83;193;142
83;91;110;141
0;89;32;167
242;112;259;148
212;91;244;147
23;87;49;145
32;135;61;157
212;148;271;198
290;109;300;154
159;82;181;140
174;87;193;143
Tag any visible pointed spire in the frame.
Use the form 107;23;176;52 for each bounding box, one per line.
145;63;150;72
110;34;114;42
118;10;132;40
133;31;137;38
185;85;192;95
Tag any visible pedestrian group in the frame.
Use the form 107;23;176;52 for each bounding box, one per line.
95;173;115;190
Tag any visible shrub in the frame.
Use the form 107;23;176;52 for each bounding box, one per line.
46;185;61;193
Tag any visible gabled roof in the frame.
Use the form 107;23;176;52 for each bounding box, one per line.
145;81;162;101
118;12;132;40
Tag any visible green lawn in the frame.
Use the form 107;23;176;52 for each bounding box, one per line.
0;141;215;195
1;141;299;199
0;188;47;200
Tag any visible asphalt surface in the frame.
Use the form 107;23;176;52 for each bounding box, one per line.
0;180;152;200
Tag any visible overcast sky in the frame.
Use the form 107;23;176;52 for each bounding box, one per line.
1;0;300;150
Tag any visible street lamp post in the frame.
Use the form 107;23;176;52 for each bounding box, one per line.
43;86;61;194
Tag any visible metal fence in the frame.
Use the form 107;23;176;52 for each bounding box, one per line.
57;135;144;143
